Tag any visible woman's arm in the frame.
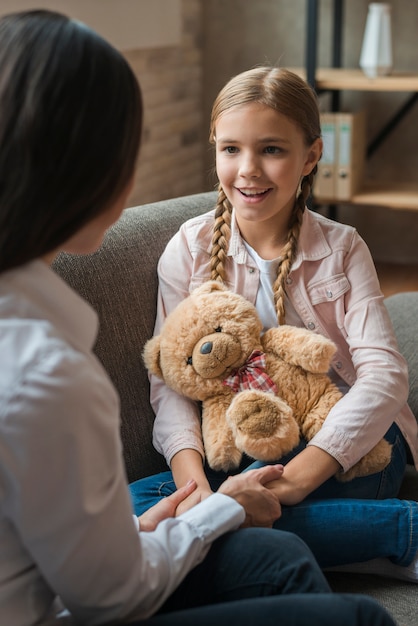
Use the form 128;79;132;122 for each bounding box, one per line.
10;350;247;625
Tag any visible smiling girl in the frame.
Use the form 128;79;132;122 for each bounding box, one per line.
130;66;418;581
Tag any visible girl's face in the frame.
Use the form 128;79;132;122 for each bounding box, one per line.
215;102;321;230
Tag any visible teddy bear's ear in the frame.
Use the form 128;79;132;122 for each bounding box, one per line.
192;280;228;297
142;336;164;379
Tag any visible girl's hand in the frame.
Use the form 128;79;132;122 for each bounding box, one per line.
138;479;198;532
267;447;341;505
219;464;283;528
175;485;214;516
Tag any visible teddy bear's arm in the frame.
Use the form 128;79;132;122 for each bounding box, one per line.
201;394;243;472
262;325;337;374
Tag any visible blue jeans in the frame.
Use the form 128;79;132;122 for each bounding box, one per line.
128;529;395;626
130;423;418;568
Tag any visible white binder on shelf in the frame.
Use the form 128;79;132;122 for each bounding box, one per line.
336;110;366;200
314;110;366;202
315;113;337;200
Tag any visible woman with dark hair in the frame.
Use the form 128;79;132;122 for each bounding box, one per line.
0;10;396;626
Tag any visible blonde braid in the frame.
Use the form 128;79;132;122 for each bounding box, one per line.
210;184;232;282
273;166;317;325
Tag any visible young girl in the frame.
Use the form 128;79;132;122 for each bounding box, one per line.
1;11;396;626
130;66;418;581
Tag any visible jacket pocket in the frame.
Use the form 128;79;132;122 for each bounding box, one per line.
307;273;350;305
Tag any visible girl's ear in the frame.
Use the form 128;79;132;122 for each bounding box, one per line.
302;137;323;176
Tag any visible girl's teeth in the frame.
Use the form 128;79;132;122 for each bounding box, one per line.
242;189;267;196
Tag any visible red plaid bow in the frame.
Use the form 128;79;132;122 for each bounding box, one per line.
223;350;278;394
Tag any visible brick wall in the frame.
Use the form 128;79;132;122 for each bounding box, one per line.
124;0;204;206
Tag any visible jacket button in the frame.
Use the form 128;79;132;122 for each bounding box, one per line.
327;290;333;298
249;268;255;274
286;277;293;285
336;361;342;369
307;322;315;330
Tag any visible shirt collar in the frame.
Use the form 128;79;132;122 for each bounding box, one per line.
228;208;252;263
1;259;98;353
292;209;332;269
227;207;331;268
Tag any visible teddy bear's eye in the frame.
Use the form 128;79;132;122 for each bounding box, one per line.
215;326;222;333
187;356;193;365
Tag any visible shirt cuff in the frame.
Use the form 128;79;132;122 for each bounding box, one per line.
178;492;245;544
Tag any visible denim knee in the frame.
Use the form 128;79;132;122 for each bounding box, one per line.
129;471;176;516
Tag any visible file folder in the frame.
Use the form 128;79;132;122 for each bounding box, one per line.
315;113;337;200
315;111;366;202
336;111;366;200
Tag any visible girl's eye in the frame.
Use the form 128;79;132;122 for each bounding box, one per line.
215;327;222;332
224;146;238;154
265;146;281;154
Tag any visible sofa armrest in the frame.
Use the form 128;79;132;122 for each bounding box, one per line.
384;291;418;424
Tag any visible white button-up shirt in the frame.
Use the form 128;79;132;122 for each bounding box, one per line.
0;260;245;626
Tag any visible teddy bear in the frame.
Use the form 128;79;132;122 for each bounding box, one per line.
143;281;391;481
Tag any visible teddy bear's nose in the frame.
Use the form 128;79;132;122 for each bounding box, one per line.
200;341;213;355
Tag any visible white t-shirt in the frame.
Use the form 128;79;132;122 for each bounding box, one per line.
243;242;304;332
244;242;349;395
0;260;245;626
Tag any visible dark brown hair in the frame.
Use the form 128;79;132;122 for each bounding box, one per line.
0;10;142;272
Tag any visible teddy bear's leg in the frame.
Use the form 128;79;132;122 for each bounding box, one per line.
201;396;244;472
337;439;393;482
226;390;300;463
296;382;343;441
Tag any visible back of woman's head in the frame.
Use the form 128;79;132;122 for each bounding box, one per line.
0;10;143;273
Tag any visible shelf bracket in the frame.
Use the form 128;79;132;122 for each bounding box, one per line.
367;92;418;158
306;0;319;89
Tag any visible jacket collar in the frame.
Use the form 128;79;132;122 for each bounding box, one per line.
227;207;332;268
291;209;332;270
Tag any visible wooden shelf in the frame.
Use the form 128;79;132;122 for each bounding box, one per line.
291;67;418;92
315;182;418;211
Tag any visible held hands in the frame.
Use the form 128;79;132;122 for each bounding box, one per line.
219;464;283;528
138;479;198;532
138;464;284;532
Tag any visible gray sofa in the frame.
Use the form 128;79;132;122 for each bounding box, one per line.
53;191;418;626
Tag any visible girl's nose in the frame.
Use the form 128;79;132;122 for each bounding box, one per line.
238;153;260;178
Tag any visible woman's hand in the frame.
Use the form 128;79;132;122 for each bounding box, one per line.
219;464;284;527
138;479;198;532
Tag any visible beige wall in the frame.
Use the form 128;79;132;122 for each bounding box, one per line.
0;0;182;49
126;0;204;205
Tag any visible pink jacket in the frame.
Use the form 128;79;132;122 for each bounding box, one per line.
151;207;418;473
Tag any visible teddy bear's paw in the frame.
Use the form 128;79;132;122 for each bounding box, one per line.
226;390;300;462
262;326;337;374
205;444;243;472
336;439;393;482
